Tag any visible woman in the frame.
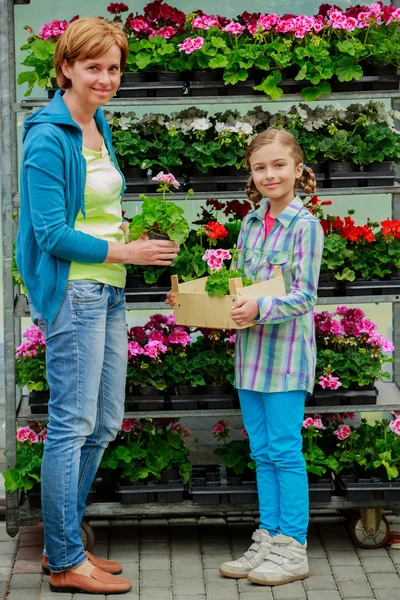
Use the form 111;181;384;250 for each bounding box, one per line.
16;17;179;595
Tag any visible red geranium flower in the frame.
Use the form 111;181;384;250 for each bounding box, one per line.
203;222;229;241
107;2;129;15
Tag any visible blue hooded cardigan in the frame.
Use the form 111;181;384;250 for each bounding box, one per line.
16;90;126;323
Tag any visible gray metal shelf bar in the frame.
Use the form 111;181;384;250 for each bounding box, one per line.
15;89;400;110
17;497;400;526
122;186;399;202
14;294;400;316
1;0;19;538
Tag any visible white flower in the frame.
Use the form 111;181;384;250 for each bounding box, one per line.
234;121;253;135
188;118;212;132
215;122;234;134
119;115;132;131
296;106;308;121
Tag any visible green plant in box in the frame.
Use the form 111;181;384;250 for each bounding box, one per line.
129;172;192;244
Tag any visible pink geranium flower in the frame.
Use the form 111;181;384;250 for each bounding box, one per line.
223;22;245;34
39;20;69;40
16;426;33;443
178;36;204;54
152;171;180;189
303;417;315;428
389;418;400;436
319;375;342;390
128;341;144;359
171;423;191;438
334;424;351;440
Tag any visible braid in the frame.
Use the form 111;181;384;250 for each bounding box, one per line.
245;175;263;204
298;166;317;194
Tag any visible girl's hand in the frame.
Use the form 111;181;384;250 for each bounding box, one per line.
231;297;259;327
165;290;177;307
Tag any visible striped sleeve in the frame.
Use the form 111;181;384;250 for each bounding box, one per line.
255;216;324;324
232;215;250;271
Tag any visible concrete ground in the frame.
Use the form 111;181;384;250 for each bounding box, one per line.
0;514;400;600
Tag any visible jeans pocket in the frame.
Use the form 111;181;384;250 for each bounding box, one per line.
69;281;105;304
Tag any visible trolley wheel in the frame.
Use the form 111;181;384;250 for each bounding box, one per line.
81;521;95;552
350;514;390;549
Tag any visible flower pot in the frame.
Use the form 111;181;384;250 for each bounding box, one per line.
366;161;394;173
125;273;146;290
122;166;150;179
318;272;343;297
154;71;185;97
135;385;164;396
328;162;355;175
118;477;184;504
205;383;234;395
190;70;222;82
172;385;201;396
312;385;378;406
337;474;400;502
190;465;257;506
307;474;335;502
121;71;151;85
372;64;399;77
29;389;50;404
148;231;170;241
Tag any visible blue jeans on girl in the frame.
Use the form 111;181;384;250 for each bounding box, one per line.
32;281;127;572
238;389;309;545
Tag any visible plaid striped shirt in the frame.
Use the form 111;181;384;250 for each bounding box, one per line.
234;196;324;394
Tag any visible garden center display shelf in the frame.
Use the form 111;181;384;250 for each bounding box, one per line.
3;0;400;542
16;89;400;109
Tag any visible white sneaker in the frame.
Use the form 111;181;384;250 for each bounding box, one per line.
247;534;309;586
219;529;273;579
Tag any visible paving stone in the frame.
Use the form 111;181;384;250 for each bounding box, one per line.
360;557;396;573
203;554;232;569
0;566;12;581
367;572;400;588
140;542;169;555
174;596;206;600
238;578;272;594
323;539;355;551
308;558;332;574
8;573;41;589
331;566;367;581
173;578;205;595
326;551;361;566
12;559;42;575
303;574;338;590
337;581;374;598
140;586;172;600
240;593;273;600
172;563;203;579
272;580;306;599
140;569;171;587
7;592;39;600
374;591;400;600
203;569;235;585
108;549;139;562
387;548;400;564
141;554;171;570
36;595;72;600
204;584;239;600
356;548;387;558
0;582;7;597
16;545;43;560
119;562;139;579
306;593;341;600
0;540;18;553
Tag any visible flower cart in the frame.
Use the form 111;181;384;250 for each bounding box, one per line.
4;0;400;553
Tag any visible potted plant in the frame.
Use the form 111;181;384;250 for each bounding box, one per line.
15;325;49;414
334;417;400;501
129;171;191;243
313;306;394;405
105;111;153;180
302;416;338;502
99;417;194;503
3;423;47;502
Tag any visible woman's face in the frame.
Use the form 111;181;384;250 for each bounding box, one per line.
249;142;303;203
62;44;121;109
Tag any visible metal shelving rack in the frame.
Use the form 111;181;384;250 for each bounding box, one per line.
2;0;400;541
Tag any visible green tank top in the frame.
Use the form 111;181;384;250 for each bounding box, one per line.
68;143;126;288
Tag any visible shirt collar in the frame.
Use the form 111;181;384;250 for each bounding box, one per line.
250;195;304;229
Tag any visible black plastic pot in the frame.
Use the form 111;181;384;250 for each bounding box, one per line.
148;231;170;241
118;474;185;504
122;166;149;179
372;64;399;77
121;72;151;85
29;390;50;404
328;162;356;174
307;474;335;502
125;273;146;290
312;385;378;407
366;161;395;172
190;70;222;82
154;71;186;97
337;474;400;502
205;383;234;395
344;278;400;296
190;465;257;506
318;272;342;297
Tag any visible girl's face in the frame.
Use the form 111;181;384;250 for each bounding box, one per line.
61;44;121;109
249;141;303;203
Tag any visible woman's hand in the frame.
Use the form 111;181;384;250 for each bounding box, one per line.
165;290;176;307
231;297;259;327
105;238;179;266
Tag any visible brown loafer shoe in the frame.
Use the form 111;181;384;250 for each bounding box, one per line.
49;566;132;594
42;552;123;575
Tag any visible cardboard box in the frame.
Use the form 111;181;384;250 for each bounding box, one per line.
171;266;285;330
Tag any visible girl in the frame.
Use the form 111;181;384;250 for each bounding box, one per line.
219;129;323;586
17;17;179;595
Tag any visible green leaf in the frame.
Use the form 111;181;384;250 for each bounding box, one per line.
31;39;53;60
211;36;228;49
223;69;248;85
135;53;152;70
301;81;332;101
336;57;363;82
209;55;229;69
335;267;356;282
253;71;283;100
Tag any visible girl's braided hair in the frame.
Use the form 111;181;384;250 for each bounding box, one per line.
245;128;316;203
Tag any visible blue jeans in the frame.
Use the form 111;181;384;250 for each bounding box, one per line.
238;389;309;545
32;281;127;572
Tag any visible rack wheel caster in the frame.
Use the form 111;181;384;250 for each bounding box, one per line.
81;521;95;551
350;508;390;549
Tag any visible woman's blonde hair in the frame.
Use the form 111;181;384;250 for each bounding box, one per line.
54;17;129;90
245;128;317;203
